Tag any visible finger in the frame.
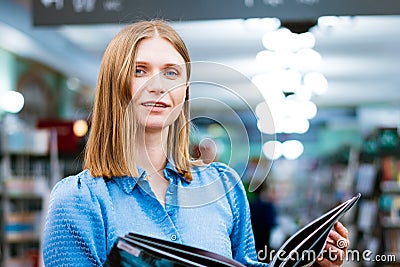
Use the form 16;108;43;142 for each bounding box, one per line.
326;234;336;246
323;243;345;265
326;235;335;244
329;230;345;243
325;243;345;258
334;221;349;239
329;231;350;250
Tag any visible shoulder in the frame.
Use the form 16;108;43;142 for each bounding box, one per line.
52;169;107;190
191;161;240;180
49;170;109;207
209;161;243;190
44;170;112;266
189;161;241;189
46;170;112;235
208;161;235;173
193;161;246;199
180;162;246;207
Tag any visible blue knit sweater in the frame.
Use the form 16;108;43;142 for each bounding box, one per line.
42;162;267;266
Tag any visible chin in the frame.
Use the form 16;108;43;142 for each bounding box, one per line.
144;124;164;130
143;121;171;131
139;116;177;132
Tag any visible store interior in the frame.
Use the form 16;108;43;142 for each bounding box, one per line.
1;0;400;266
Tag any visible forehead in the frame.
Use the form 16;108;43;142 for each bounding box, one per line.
135;37;185;65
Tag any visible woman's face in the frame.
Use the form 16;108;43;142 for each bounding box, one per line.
132;37;187;131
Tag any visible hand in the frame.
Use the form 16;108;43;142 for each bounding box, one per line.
313;221;349;267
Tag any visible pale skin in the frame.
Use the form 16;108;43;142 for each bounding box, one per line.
314;221;349;267
130;36;349;266
132;36;187;206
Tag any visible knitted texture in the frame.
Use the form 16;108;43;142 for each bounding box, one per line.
42;162;268;267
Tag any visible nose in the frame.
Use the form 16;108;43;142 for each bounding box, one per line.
147;72;165;94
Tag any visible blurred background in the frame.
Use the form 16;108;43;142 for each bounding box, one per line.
1;0;400;266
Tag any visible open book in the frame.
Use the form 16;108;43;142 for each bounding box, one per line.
103;193;361;267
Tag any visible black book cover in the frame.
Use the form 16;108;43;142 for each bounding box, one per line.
104;193;361;267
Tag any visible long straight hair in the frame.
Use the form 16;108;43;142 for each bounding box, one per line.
84;20;193;181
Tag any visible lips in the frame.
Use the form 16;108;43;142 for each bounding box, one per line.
141;101;170;113
141;101;170;108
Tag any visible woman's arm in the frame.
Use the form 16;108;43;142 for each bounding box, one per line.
42;175;107;267
215;162;269;267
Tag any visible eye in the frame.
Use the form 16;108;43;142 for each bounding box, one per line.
135;67;146;76
164;68;179;78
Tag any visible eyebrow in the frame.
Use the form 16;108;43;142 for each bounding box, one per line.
135;61;185;71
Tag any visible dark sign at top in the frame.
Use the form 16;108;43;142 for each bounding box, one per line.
33;0;400;26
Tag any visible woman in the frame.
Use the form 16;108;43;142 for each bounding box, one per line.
42;20;349;266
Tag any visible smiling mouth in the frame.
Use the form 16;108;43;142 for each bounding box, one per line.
141;101;170;108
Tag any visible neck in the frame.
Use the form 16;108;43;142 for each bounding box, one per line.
136;128;169;173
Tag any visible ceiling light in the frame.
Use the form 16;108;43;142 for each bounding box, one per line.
291;85;313;101
282;140;304;160
285;98;318;120
257;118;275;135
303;72;328;95
255;101;271;119
0;91;24;113
298;32;316;49
262;140;282;160
256;50;277;71
300;101;318;119
279;69;302;93
262;28;294;51
281;117;310;134
244;17;281;32
262;27;317;52
295;48;322;72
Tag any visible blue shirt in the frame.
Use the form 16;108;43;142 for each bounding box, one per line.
42;161;267;266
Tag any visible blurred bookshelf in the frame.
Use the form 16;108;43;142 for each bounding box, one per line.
0;128;59;267
353;127;400;267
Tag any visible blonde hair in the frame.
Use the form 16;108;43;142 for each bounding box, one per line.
84;20;193;181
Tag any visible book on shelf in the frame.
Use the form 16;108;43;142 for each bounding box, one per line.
383;229;400;255
381;195;400;225
382;156;400;181
103;193;361;267
355;163;377;196
357;200;378;232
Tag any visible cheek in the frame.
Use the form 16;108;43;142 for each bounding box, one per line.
131;79;146;98
170;85;187;104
